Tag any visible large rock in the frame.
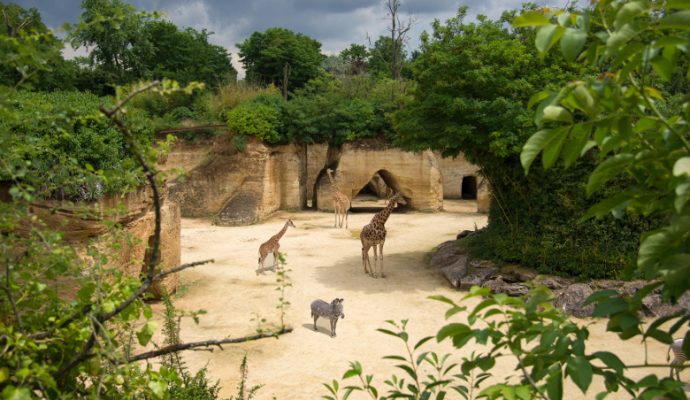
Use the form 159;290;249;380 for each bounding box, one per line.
459;260;499;290
553;283;595;318
164;136;301;225
316;140;443;211
430;240;469;288
482;277;529;296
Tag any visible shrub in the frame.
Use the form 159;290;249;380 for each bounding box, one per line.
226;94;286;144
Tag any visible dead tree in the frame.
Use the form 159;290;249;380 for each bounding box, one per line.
385;0;413;80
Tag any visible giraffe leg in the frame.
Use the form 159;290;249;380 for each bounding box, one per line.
334;208;338;228
379;243;385;278
372;245;378;278
362;245;370;275
345;208;349;229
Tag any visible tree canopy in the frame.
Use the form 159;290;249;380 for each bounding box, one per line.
237;27;323;94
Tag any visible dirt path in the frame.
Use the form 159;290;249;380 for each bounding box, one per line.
162;200;677;399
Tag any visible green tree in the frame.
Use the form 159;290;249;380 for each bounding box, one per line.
328;2;690;399
68;0;157;88
393;6;652;277
142;20;236;87
0;3;76;90
340;43;369;75
227;93;286;144
237;27;323;94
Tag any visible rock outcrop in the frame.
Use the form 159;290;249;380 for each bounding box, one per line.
163;136;301;225
16;187;181;297
430;238;690;318
315;140;443;211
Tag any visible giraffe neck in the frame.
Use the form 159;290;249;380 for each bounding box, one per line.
373;197;397;226
326;170;339;193
274;222;290;241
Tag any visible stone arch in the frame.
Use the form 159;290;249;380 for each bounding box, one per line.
351;169;408;211
461;176;477;199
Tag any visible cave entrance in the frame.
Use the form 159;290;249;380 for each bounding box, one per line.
461;176;477;199
351;170;408;213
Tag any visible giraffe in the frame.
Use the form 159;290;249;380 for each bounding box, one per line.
257;219;295;275
326;168;351;229
360;192;406;278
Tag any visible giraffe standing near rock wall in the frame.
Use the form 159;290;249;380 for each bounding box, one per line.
360;192;405;278
257;219;295;275
326;168;351;229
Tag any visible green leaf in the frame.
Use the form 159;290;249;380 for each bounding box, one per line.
414;336;434;350
638;217;690;269
528;90;551;109
342;369;360;379
586;154;634;196
651;56;674;81
535;25;565;55
136;321;157;346
593;351;625;375
562;124;592;168
513;11;552;27
542;128;568;169
521;128;567;173
560;28;587;61
592;297;628;317
607;24;638;51
669;0;690;8
582;191;633;220
436;323;470;342
614;1;648;29
542;105;573;123
547;367;563;400
659;10;690;29
567;356;593;393
673;157;690;176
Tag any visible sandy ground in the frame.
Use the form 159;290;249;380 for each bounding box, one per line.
158;200;682;399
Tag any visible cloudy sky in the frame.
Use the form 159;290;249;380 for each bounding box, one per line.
17;0;540;76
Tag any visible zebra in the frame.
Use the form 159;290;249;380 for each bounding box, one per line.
310;298;344;337
668;338;688;381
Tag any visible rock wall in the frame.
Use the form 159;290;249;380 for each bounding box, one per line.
20;188;181;296
438;154;490;213
162;137;490;220
162;135;301;225
315;140;443;211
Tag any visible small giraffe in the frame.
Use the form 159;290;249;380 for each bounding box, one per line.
257;219;295;275
360;192;406;278
326;168;351;229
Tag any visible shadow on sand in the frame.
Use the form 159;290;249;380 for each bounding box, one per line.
311;250;450;294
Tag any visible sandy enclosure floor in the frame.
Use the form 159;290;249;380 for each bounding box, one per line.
158;200;682;399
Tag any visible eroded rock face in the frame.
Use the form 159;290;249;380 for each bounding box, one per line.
315;141;443;211
553;284;595;318
164;136;301;225
427;239;690;319
18;187;182;297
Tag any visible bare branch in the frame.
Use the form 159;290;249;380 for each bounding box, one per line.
101;81;161;118
155;259;215;281
3;263;23;332
127;327;293;363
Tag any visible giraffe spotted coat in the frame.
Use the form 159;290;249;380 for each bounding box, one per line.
360;192;405;278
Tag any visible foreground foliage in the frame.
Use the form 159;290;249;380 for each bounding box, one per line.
327;1;690;399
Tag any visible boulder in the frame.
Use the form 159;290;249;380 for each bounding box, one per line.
500;264;537;283
430;240;465;270
553;283;595;318
482;277;529;296
459;260;499;291
533;275;573;290
440;256;468;288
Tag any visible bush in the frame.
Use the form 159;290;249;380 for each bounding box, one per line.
226;94;286;144
1;90;156;200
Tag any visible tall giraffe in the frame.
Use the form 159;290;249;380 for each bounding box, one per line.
360;192;406;278
257;219;295;275
326;168;351;229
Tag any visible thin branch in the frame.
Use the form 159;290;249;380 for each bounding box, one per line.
2;268;23;332
156;259;215;281
101;81;160;119
126;327;293;363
